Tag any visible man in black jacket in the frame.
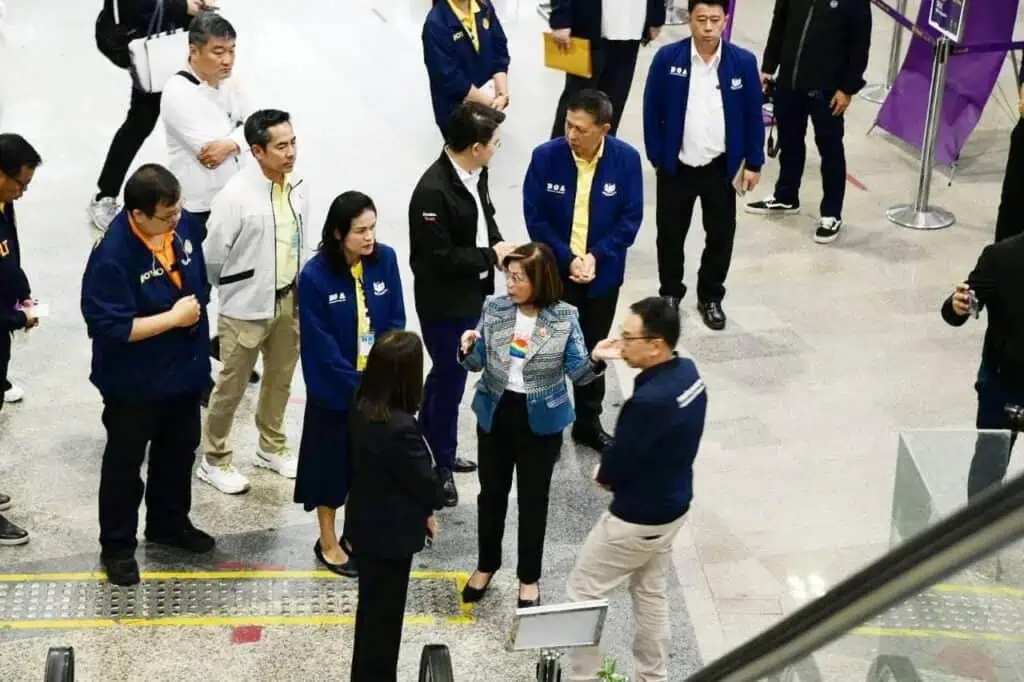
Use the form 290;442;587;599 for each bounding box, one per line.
994;73;1024;243
409;102;514;507
548;0;665;138
942;235;1024;499
88;0;209;232
746;0;871;245
0;133;42;547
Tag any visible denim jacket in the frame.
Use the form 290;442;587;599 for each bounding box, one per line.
460;295;602;435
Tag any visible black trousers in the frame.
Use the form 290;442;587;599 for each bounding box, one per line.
773;85;846;220
551;39;641;138
0;331;10;415
655;156;737;303
968;364;1023;499
98;393;201;556
476;392;562;584
350;552;414;682
96;85;162;199
995;118;1024;242
562;282;618;423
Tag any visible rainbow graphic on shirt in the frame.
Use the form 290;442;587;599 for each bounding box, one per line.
510;335;529;359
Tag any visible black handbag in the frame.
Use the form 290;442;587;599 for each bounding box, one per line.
95;0;136;70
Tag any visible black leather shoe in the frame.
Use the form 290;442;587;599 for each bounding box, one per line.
315;540;358;578
0;514;28;546
698;300;726;331
663;295;682;311
101;553;140;587
517;585;541;609
452;457;478;473
461;571;494;604
572;423;613;452
146;525;215;553
0;492;10;512
440;468;458;507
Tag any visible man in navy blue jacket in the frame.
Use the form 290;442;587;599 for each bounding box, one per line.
82;164;215;586
548;0;665;138
643;0;764;331
565;296;705;682
525;89;643;450
0;133;41;547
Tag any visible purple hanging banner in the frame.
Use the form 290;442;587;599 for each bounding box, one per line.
874;0;1020;166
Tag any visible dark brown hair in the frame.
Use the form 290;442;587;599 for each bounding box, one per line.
502;242;563;309
355;331;425;422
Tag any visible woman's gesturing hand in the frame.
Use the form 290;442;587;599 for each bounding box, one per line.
460;329;481;355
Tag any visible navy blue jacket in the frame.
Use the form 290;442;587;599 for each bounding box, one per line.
643;38;766;181
597;356;706;526
298;244;406;411
549;0;665;42
524;136;644;298
422;0;510;130
81;212;211;401
0;202;31;333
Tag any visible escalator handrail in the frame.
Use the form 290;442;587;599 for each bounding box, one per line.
685;468;1024;682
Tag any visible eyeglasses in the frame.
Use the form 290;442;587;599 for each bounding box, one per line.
619;333;656;343
9;175;31;192
507;272;528;284
153;209;182;225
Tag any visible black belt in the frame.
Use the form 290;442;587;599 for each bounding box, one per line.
275;281;296;300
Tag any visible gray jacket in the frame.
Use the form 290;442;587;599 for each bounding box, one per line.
205;162;312;320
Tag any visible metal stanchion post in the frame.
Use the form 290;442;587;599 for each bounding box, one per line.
536;1;551;21
860;0;908;103
665;0;688;26
536;651;562;681
886;37;956;230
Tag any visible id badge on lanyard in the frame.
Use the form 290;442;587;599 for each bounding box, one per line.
359;331;376;360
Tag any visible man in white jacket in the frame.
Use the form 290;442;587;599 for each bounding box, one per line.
200;109;309;494
160;10;248;239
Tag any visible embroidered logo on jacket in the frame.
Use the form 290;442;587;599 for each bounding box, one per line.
601;183;617;197
670;66;688;77
453;31;465;42
545;183;566;195
0;239;8;258
329;292;347;304
730;77;743;90
373;281;388;296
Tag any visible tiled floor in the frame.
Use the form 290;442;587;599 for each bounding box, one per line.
1;0;1023;679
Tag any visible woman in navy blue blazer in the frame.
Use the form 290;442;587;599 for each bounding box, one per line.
294;191;406;576
422;0;510;133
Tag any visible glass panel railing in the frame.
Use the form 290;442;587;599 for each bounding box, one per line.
686;429;1024;682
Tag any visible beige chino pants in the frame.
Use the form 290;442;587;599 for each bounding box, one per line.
564;510;687;682
202;290;300;465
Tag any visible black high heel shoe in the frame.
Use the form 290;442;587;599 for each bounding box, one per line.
314;540;358;578
461;571;494;603
517;584;541;609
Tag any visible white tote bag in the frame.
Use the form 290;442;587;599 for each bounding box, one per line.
125;0;188;93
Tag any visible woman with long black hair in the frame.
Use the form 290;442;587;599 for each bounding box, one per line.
293;191;405;576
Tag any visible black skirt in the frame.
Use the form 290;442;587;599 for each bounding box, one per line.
293;401;351;511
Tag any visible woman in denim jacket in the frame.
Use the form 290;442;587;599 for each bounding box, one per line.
458;242;618;608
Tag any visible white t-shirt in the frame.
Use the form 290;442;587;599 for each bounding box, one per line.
506;309;537;394
601;0;646;41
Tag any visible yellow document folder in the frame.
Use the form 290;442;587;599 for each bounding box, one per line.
543;33;592;79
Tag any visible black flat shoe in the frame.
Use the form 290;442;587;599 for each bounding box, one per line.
101;553;140;587
517;585;541;609
146;525;215;553
0;514;28;546
572;423;613;452
452;457;478;473
315;540;357;578
461;571;494;604
440;468;459;507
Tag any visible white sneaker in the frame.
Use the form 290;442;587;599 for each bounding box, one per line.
197;459;250;494
3;385;23;403
255;449;298;479
88;196;120;232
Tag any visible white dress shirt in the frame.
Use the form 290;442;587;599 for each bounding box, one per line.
160;64;250;213
601;0;646;41
447;150;490;280
679;41;727;168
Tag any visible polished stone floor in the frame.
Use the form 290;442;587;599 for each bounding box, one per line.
1;0;1023;679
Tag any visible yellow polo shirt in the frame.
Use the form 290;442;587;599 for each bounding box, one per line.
570;140;605;257
351;260;372;371
272;176;299;289
448;0;481;52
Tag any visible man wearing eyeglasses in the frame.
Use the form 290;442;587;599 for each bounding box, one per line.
82;163;215;586
0;133;42;547
564;296;705;682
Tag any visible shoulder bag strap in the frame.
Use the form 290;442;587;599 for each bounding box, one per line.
176;69;200;85
146;0;166;37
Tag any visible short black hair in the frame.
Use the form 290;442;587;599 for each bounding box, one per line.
244;109;292;148
444;102;505;152
320;191;377;273
355;331;426;421
629;297;681;349
688;0;730;12
0;134;42;179
123;164;181;217
188;10;236;47
566;89;614;126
